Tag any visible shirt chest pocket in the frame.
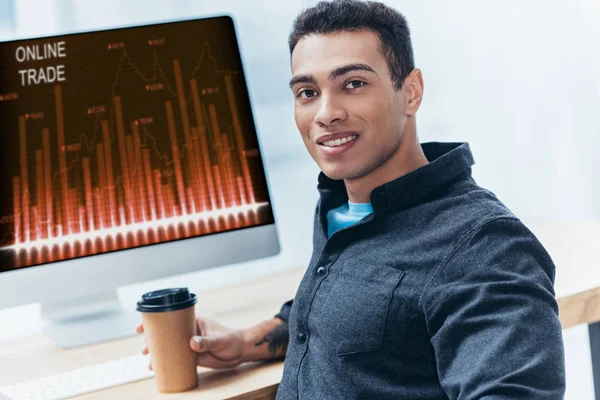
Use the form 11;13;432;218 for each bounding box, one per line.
317;263;405;356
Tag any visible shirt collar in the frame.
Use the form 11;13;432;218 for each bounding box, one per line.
316;142;475;216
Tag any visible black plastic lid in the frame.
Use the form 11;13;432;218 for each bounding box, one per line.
136;288;197;313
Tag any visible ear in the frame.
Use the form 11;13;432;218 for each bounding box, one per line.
405;68;424;116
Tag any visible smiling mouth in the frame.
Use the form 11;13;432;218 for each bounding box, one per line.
318;134;359;147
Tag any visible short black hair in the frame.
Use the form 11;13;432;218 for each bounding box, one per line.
288;0;415;90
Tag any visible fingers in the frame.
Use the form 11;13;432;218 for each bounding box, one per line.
137;323;151;369
190;336;205;353
141;336;149;355
189;335;221;353
195;353;239;369
196;317;208;336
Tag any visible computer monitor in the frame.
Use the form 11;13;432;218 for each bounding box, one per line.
0;15;280;348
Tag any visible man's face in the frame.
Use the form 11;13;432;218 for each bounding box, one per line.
290;30;410;181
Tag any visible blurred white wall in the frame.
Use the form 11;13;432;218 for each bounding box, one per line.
1;0;598;220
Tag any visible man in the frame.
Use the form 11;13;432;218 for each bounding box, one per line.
137;0;566;398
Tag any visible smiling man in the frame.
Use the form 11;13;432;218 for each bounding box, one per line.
138;0;566;398
288;30;428;206
271;2;566;398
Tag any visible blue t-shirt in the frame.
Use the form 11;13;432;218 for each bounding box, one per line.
326;201;373;237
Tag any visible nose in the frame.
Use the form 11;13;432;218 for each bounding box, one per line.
313;94;348;127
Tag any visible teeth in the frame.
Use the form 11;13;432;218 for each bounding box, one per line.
322;135;357;147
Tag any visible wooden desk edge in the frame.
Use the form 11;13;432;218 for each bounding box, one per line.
225;383;279;400
558;287;600;329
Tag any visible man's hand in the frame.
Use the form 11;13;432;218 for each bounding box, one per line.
136;317;245;370
136;316;288;370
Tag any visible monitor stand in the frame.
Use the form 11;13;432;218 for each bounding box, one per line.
41;290;140;348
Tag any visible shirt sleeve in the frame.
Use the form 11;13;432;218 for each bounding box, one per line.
275;299;293;324
421;217;565;399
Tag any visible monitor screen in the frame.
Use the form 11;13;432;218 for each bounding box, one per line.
0;16;275;272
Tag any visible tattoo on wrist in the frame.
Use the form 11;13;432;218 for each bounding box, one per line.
255;321;289;356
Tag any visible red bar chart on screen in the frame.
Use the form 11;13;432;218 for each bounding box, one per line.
0;18;273;271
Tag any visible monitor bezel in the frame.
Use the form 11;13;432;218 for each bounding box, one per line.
0;13;281;309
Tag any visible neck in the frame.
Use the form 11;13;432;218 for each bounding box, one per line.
344;126;428;204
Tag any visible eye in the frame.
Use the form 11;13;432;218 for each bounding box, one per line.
297;89;318;99
345;80;366;89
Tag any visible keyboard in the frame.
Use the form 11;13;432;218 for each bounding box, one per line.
0;354;154;400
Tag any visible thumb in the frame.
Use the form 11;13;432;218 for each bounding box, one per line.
190;335;222;353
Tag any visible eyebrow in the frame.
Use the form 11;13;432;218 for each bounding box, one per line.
288;63;376;89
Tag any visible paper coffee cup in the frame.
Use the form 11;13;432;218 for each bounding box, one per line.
137;288;198;393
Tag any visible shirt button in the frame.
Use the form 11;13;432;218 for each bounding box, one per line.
297;332;307;343
316;266;326;276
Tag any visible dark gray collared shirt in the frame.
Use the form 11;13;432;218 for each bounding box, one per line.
274;142;565;399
